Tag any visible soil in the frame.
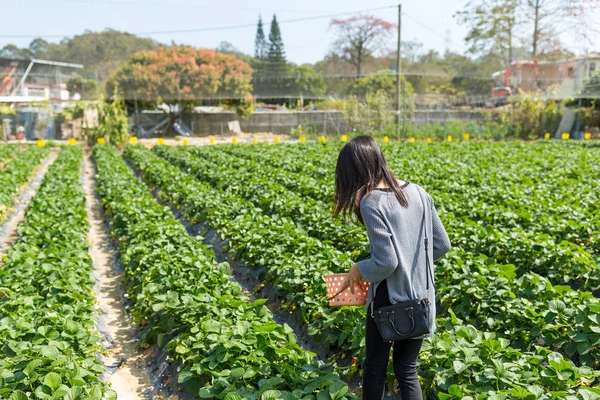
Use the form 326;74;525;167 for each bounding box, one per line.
0;149;58;257
82;150;155;399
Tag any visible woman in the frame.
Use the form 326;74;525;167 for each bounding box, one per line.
333;136;450;400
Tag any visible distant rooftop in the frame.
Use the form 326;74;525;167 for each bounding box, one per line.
510;54;600;66
0;57;83;69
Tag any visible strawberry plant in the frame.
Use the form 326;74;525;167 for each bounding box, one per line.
0;146;48;223
0;146;116;398
124;145;365;361
94;144;352;399
160;145;369;259
126;144;600;397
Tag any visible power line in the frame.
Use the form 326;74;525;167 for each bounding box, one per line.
401;12;461;48
0;5;396;39
57;0;341;13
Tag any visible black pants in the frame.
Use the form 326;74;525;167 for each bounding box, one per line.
363;280;424;400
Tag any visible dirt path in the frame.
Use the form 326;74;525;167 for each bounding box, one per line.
0;149;59;256
82;150;154;399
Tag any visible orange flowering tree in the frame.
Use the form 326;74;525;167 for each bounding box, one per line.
107;46;253;133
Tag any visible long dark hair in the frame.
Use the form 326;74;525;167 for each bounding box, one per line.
333;135;408;224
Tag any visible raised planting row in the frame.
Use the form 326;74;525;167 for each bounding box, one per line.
128;144;600;398
168;145;369;259
421;322;600;399
267;140;600;261
0;146;49;223
382;142;600;251
0;146;116;398
434;250;600;367
215;145;333;203
383;142;600;291
223;140;600;258
219;142;600;364
124;145;364;365
173;144;600;367
93;144;352;400
220;142;600;292
222;142;337;179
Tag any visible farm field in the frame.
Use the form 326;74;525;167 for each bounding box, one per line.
0;140;599;399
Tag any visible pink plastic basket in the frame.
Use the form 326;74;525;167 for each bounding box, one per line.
323;273;370;306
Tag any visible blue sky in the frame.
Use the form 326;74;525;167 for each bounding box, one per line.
1;0;598;64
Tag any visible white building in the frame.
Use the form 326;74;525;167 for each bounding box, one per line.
0;58;84;104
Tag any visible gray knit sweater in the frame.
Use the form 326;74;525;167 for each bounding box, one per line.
357;183;451;339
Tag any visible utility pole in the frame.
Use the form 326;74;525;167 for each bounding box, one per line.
395;4;402;140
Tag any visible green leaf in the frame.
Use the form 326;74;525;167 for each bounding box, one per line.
24;359;43;376
579;390;600;400
230;367;245;381
328;381;348;399
89;385;103;400
453;360;467;374
175;345;190;354
65;386;84;400
243;368;256;379
9;392;28;400
34;385;52;399
40;345;60;358
447;384;461;396
261;390;282;400
44;372;62;391
548;300;566;314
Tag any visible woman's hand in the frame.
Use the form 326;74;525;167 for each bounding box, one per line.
328;263;365;300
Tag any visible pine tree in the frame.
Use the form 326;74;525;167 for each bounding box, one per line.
254;16;267;59
265;14;287;96
267;14;286;64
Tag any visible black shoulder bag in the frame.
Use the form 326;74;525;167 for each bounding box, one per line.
371;187;432;341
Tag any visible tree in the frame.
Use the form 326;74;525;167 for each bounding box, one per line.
0;31;158;85
446;52;503;94
523;0;598;58
267;14;286;75
287;65;327;98
254;16;268;59
95;92;130;145
28;38;54;58
455;0;518;66
67;75;99;100
348;70;414;100
251;14;288;98
33;29;158;83
215;41;252;63
107;46;253;133
329;15;395;77
0;44;31;59
457;0;599;61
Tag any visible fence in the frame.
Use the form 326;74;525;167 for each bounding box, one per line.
133;109;491;137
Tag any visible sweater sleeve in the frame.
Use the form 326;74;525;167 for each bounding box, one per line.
357;204;398;282
429;195;451;260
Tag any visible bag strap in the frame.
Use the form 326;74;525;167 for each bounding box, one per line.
415;186;432;301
